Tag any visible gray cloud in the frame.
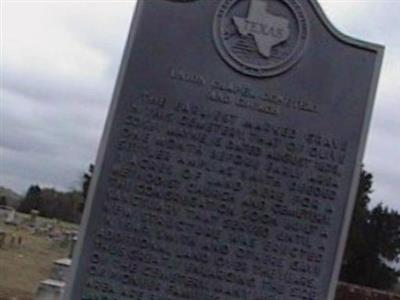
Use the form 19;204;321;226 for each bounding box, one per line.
320;1;400;209
1;1;399;212
1;1;134;193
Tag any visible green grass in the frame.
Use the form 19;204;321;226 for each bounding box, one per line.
0;216;78;300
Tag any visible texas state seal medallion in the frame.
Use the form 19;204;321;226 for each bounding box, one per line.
214;0;309;77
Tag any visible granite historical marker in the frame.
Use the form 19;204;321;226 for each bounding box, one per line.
64;1;384;299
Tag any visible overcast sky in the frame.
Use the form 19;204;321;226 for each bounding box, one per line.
1;0;399;211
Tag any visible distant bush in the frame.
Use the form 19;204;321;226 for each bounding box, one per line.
18;185;83;224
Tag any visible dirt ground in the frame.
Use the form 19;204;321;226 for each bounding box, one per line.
0;221;73;300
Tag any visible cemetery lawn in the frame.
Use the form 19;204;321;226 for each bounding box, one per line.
0;218;77;300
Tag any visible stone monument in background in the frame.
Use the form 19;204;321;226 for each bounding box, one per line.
64;0;384;299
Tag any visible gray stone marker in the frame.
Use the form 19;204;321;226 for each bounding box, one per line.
36;279;65;300
52;258;72;282
64;1;384;299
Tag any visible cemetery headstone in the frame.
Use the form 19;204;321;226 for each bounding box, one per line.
68;236;78;259
36;279;65;300
0;229;5;249
52;258;72;282
0;205;15;224
9;234;15;247
30;209;39;227
37;259;72;300
64;1;384;300
5;208;16;224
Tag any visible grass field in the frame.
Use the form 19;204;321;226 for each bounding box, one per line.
0;217;78;300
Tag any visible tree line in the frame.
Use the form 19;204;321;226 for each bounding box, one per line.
16;164;94;224
17;185;83;223
341;170;400;290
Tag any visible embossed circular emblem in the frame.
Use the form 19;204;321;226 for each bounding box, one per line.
214;0;308;77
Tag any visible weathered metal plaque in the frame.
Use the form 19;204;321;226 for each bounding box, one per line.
64;1;384;299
